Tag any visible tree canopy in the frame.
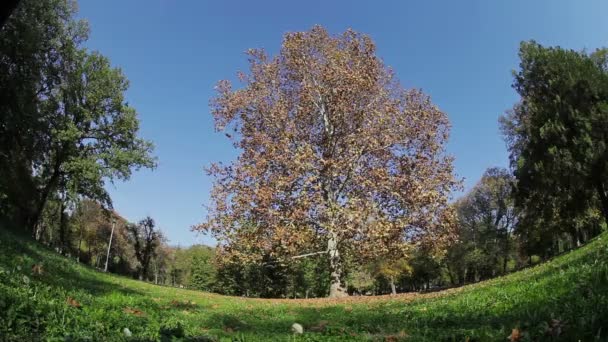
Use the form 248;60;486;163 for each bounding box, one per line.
197;26;459;297
500;41;608;255
0;0;155;233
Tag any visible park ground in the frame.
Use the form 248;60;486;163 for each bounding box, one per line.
1;227;607;341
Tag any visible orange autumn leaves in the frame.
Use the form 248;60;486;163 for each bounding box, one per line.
197;26;459;271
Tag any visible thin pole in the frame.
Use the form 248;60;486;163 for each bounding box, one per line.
104;219;115;272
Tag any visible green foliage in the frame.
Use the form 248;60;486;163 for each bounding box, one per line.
211;255;331;298
0;0;155;232
500;41;608;257
445;167;519;284
1;226;607;340
127;217;161;280
189;248;217;292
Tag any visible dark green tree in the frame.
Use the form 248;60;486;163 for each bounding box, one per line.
128;217;161;280
500;42;608;256
189;247;217;291
0;0;155;233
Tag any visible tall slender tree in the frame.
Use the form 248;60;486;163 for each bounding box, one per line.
197;26;459;297
500;42;608;254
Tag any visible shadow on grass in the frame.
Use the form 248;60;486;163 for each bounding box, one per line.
0;228;145;297
1;227;606;341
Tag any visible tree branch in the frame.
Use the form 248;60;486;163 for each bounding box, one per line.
291;250;328;259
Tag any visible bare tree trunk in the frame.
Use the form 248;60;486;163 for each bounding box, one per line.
77;223;83;262
29;170;60;236
390;276;397;295
58;196;66;254
596;178;608;227
503;232;509;274
327;231;347;298
34;222;44;241
104;221;115;272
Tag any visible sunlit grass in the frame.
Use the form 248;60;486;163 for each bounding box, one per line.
1;228;607;341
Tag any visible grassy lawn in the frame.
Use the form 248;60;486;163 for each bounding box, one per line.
1;228;607;341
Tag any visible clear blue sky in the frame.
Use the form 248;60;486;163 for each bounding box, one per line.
77;0;608;246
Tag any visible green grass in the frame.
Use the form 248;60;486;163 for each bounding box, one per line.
1;228;608;341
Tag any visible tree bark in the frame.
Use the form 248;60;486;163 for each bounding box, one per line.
58;195;67;254
77;223;83;262
29;156;63;235
389;276;397;295
503;232;509;274
327;231;347;298
596;179;608;227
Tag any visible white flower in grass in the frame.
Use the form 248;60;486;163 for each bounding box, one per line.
291;323;304;334
22;275;30;284
123;328;132;337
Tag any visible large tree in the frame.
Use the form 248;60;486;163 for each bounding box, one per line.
0;0;155;232
500;42;608;253
197;26;459;297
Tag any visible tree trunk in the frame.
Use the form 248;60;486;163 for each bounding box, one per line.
327;231;348;298
34;222;44;241
596;179;608;227
389;276;397;295
29;161;62;235
77;224;84;262
58;197;66;254
503;232;509;274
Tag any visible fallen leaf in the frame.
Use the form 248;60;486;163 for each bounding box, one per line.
385;330;408;341
66;297;81;308
123;307;145;317
31;264;44;276
508;328;522;342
